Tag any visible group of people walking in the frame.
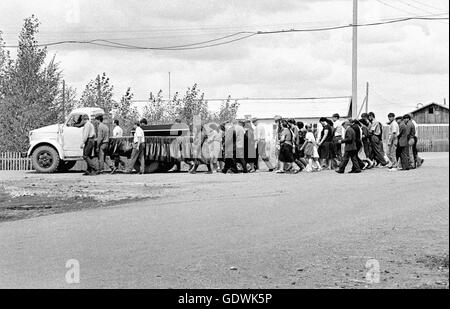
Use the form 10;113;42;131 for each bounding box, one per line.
79;111;424;176
273;112;424;174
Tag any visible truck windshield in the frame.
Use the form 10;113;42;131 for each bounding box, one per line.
66;114;87;128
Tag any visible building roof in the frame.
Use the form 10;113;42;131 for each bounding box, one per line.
232;97;352;120
410;102;449;115
71;107;105;116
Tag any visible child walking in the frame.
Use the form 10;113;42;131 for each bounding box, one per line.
301;124;322;172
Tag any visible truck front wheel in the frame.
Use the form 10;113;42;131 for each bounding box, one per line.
32;146;60;173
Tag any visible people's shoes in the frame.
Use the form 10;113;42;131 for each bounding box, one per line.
276;170;285;174
83;172;91;176
110;167;118;174
268;169;274;172
388;168;399;172
349;170;361;174
335;170;345;174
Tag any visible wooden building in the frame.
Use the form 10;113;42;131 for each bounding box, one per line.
410;103;449;124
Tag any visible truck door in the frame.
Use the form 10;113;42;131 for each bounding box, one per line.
62;113;87;158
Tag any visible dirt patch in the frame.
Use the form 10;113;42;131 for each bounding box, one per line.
0;173;179;222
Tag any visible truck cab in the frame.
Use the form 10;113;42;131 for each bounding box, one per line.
28;107;105;173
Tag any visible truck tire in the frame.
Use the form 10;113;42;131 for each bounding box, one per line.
32;145;60;173
57;160;77;172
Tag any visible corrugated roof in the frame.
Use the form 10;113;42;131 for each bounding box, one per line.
233;97;352;120
410;102;449;115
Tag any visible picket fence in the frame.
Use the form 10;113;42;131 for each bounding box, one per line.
0;152;33;171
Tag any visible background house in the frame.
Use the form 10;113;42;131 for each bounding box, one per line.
410;103;449;124
409;103;449;152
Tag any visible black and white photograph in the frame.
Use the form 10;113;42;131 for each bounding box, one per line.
0;0;449;295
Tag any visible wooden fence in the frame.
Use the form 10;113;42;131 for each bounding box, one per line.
0;152;33;171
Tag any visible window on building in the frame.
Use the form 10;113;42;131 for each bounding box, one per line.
428;106;434;114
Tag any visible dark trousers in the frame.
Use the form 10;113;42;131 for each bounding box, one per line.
222;158;239;174
98;143;108;171
370;135;387;165
83;138;98;173
338;150;361;173
398;146;410;170
333;136;343;161
127;144;145;173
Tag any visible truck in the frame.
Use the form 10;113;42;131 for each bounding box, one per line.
28;107;193;173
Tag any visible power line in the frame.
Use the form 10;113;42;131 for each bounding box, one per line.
376;0;422;15
396;0;438;15
408;0;449;12
2;16;448;50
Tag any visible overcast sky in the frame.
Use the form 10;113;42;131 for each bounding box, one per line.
0;0;449;119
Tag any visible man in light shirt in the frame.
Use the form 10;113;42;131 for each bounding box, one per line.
125;119;146;174
110;120;126;174
332;113;344;161
386;113;400;169
95;115;110;173
80;115;99;176
252;118;274;171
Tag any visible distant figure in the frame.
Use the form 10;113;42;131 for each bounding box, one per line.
113;119;123;137
252;118;274;172
95;115;110;173
368;112;388;166
387;113;399;170
410;116;424;168
332;113;344;161
397;115;412;171
277;120;295;173
111;120;126;174
318;118;335;170
206;123;222;173
336;120;361;174
80;115;98;176
300;124;321;172
125;120;145;174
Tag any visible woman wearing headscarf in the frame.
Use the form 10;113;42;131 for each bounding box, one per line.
317;118;335;170
277;120;295;173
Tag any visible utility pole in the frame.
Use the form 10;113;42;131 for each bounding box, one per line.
352;0;358;119
365;82;369;114
168;72;171;102
62;80;66;123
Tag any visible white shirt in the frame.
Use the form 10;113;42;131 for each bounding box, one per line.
254;123;266;141
133;126;144;144
412;120;419;138
113;126;123;137
333;120;344;137
388;121;399;141
305;132;316;143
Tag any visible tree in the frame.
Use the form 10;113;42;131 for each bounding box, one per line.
142;90;177;125
79;72;114;114
215;95;240;123
0;15;66;152
177;83;211;125
113;87;140;134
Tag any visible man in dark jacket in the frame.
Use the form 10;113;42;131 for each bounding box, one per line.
397;115;414;171
336;120;361;174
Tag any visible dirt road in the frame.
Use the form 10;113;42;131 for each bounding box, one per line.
0;153;448;289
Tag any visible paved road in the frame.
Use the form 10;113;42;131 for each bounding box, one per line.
0;153;448;288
